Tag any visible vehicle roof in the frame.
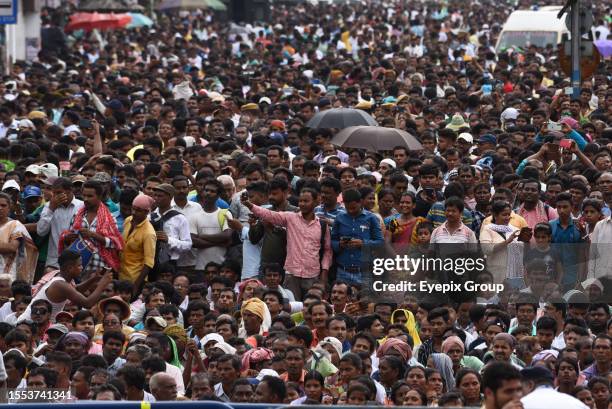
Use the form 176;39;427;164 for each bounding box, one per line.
501;8;569;32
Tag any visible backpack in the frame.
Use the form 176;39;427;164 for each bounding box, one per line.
318;219;338;283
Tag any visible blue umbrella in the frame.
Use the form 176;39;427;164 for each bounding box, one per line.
127;12;153;28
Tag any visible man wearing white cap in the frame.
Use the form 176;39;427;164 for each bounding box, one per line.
2;180;20;206
24;165;41;186
456;132;473;156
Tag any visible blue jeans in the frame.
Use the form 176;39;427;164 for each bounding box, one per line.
337;267;363;286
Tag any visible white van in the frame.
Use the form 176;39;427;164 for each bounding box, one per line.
495;6;569;52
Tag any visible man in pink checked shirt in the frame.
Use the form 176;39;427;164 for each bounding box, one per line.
241;187;332;301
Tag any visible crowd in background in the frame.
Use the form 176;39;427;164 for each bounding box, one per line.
0;0;609;407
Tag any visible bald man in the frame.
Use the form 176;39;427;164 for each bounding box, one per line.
149;372;177;401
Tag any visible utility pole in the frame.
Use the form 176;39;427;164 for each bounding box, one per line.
570;0;580;100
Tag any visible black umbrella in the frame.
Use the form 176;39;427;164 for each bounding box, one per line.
331;126;423;152
306;108;378;129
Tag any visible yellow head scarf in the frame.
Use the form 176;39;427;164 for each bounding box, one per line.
239;298;271;338
391;309;421;346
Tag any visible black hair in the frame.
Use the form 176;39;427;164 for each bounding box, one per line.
481;362;522;393
428;307;450;323
438;391;465;406
339;352;363;371
536;316;558;334
45;351;73;373
82;180;104;197
320;177;342;193
217;354;241;371
28;367;58;388
444;196;464;212
80;354;108;369
356;314;382;333
141;356;166;373
116;365;146;390
381;355;406;379
92;384;122;400
58;249;81;268
102;330;126;345
287;325;313;347
260;375;287;402
352;332;376;354
343;188;362;203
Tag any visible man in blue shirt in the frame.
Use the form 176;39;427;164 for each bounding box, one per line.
331;189;384;285
549;192;585;290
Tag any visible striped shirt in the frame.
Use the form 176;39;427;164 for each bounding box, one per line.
426;202;474;229
431;221;478;244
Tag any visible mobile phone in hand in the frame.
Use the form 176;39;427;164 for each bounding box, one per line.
168;160;183;177
559;139;572;149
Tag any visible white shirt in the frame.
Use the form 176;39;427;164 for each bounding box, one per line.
552;332;566;350
588;217;612;279
0;351;6;382
165;362;185;395
37;198;84;268
171;199;203;267
521;385;588;409
151;208;192;261
229;190;252;223
0;301;12;322
63;124;81;136
214;382;231;402
240;226;262;279
142;391;156;402
0;119;18;139
19;276;68;323
193;208;232;270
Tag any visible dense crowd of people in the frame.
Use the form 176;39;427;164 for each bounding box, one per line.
0;0;609;407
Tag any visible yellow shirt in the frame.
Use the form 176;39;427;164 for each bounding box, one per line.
120;216;157;282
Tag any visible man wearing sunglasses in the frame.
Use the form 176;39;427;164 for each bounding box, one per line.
29;299;52;341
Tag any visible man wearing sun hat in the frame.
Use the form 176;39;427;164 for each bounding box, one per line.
445;113;468;132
